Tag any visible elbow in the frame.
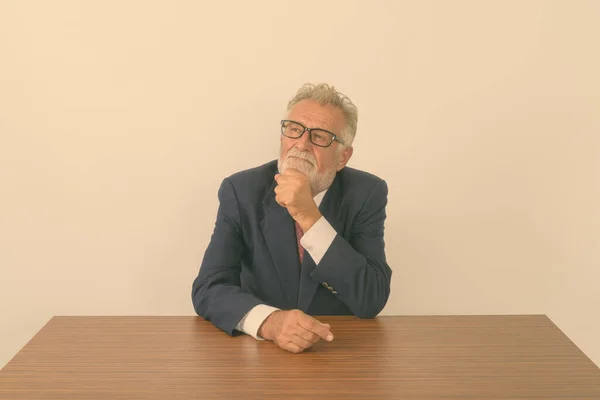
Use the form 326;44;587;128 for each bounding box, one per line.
191;277;209;318
354;287;390;319
353;265;391;319
354;301;387;319
354;310;379;319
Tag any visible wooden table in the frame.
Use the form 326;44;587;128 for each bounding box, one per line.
1;315;599;399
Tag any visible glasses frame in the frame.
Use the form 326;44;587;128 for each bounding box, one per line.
280;120;345;147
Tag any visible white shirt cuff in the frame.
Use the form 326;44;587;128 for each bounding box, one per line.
235;304;280;340
300;216;337;265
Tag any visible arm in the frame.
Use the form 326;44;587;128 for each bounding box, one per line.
191;178;265;335
308;180;392;318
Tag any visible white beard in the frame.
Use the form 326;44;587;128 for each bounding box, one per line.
278;147;337;195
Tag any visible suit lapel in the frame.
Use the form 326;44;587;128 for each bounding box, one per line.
297;174;343;312
260;180;301;306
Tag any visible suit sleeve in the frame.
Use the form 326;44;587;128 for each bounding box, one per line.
310;180;392;318
191;178;264;335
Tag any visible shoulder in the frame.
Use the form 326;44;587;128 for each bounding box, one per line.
333;166;388;215
222;160;278;200
226;159;277;185
337;165;387;194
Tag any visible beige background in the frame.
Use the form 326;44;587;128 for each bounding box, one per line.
1;0;599;369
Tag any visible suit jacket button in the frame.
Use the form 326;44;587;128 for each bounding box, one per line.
322;282;337;293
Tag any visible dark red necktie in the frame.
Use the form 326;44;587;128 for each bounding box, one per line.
295;221;304;264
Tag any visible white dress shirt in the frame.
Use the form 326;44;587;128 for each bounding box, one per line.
234;190;337;339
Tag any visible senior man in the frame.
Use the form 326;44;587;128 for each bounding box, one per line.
192;83;391;353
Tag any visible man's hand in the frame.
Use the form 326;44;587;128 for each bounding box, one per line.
274;168;322;232
258;309;334;353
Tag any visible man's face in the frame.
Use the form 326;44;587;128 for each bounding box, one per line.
278;100;353;194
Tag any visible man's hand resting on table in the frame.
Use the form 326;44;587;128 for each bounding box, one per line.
258;309;334;353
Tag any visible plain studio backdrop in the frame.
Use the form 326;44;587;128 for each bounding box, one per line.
1;1;599;369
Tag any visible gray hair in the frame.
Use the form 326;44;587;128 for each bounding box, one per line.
287;83;358;147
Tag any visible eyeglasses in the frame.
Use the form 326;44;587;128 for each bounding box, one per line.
280;120;345;147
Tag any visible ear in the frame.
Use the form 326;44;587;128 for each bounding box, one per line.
336;146;353;171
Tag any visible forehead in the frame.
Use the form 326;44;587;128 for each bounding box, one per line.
288;100;345;133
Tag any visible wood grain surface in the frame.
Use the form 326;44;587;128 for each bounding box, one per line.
0;315;599;399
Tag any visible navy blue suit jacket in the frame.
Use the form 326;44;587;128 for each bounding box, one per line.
191;160;392;335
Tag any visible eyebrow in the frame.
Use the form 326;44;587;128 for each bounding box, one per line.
289;120;336;134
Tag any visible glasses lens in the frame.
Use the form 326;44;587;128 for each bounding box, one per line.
282;121;304;138
310;130;334;147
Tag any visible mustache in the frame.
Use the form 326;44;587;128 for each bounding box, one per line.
285;149;316;165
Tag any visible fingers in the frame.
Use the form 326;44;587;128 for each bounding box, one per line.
273;332;314;354
283;342;305;354
275;169;307;184
293;333;317;348
270;310;334;354
294;329;321;345
274;171;299;182
277;333;318;354
282;168;303;176
273;184;287;208
298;316;334;342
273;174;311;209
274;194;287;208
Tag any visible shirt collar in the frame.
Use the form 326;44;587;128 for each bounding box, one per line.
314;190;327;207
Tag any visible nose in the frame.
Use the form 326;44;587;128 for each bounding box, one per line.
295;129;313;151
